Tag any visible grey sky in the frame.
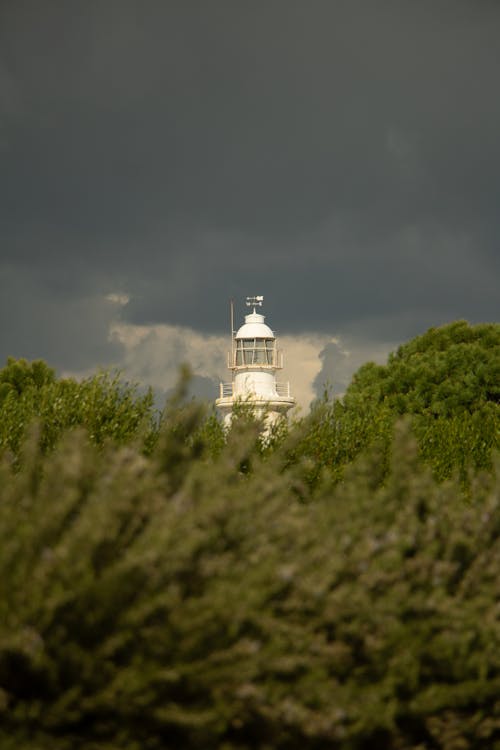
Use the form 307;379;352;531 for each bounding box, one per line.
1;1;499;401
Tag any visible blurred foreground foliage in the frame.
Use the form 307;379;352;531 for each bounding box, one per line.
1;321;499;749
1;415;499;749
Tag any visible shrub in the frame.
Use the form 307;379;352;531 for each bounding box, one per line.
0;358;158;461
0;414;499;749
297;322;500;485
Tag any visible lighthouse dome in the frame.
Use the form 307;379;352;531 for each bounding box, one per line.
235;312;274;339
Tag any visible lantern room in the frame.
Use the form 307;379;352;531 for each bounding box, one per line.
230;310;281;369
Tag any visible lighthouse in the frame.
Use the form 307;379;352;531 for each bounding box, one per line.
216;296;295;428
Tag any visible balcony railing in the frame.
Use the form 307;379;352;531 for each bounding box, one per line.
218;382;291;399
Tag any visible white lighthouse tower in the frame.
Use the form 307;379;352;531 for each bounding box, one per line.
216;296;295;428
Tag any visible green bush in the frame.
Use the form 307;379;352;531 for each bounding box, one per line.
0;358;159;461
296;322;500;485
0;412;499;749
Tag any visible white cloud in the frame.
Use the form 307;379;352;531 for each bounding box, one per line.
278;334;330;411
58;292;397;414
107;318;397;413
108;321;331;411
109;321;227;392
106;292;130;306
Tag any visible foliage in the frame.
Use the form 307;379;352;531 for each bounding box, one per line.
344;320;499;417
296;321;500;485
0;413;499;749
0;357;55;395
0;358;159;461
0;324;499;748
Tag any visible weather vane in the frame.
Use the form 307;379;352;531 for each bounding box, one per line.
246;295;264;310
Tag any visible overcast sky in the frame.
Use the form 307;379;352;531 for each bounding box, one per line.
1;1;499;408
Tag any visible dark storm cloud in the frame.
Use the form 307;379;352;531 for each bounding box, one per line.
0;0;499;373
0;262;124;370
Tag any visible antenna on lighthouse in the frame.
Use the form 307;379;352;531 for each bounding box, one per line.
230;297;235;368
246;295;264;313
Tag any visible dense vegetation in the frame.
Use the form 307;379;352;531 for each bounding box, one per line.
0;322;499;749
292;321;499;486
0;357;158;461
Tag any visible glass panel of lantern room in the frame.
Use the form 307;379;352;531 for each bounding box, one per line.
235;339;243;366
265;339;275;365
251;340;258;365
245;341;254;365
241;339;254;365
254;340;267;364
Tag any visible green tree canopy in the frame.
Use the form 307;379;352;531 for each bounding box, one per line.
0;357;55;396
0;358;159;460
344;320;500;417
295;321;500;485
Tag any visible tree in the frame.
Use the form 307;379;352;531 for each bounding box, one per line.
0;358;159;461
0;357;55;396
295;321;500;485
344;320;500;418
